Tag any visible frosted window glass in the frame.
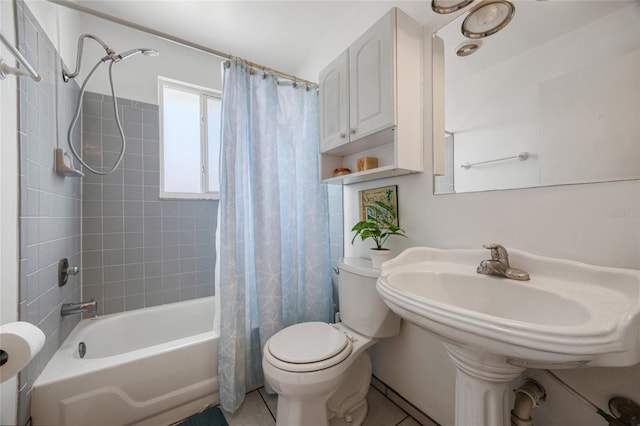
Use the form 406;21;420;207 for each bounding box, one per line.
207;96;221;193
163;87;202;193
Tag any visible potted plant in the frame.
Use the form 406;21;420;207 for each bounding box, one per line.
351;201;406;268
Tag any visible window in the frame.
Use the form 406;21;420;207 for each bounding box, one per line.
159;77;221;199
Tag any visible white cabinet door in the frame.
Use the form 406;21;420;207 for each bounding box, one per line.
319;50;349;153
349;10;394;141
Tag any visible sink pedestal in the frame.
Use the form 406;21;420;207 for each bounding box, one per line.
445;344;525;426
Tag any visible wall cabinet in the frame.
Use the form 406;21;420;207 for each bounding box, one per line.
319;8;423;184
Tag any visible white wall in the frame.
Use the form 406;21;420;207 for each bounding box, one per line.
25;3;224;106
0;1;20;422
79;15;224;105
297;7;640;426
25;0;82;67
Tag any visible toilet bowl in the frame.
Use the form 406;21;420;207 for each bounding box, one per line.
262;258;400;426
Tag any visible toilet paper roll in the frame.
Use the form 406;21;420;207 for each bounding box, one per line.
0;321;45;383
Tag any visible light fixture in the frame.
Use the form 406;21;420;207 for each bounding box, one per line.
461;0;515;39
455;40;482;57
431;0;475;14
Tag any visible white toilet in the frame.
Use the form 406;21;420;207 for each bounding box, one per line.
262;258;400;426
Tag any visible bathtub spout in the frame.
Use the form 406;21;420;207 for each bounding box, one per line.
61;299;97;317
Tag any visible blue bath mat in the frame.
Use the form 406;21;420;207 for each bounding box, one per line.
177;406;228;426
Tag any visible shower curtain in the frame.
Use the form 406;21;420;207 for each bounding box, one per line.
218;59;333;412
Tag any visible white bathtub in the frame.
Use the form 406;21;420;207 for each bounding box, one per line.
31;297;219;426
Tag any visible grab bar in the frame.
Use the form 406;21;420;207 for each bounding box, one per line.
0;32;41;81
461;152;529;170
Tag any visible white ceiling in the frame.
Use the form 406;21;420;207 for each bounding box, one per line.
73;1;440;77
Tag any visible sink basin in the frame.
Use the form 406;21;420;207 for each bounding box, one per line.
376;246;640;426
377;246;640;368
390;270;593;327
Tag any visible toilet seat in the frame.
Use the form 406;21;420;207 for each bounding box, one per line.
266;322;353;373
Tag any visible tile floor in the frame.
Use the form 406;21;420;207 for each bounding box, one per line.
220;385;429;426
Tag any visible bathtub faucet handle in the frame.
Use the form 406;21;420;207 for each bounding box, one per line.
58;258;80;287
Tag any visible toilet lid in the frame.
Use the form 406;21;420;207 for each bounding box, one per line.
266;322;352;372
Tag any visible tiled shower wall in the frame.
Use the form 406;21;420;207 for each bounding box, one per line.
16;1;82;423
80;92;216;315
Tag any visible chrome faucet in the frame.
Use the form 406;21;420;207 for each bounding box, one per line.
477;244;530;281
61;299;98;316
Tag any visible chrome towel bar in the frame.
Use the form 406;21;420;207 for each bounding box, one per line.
0;31;41;81
461;152;529;170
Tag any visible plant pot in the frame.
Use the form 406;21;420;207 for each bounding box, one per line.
370;248;391;269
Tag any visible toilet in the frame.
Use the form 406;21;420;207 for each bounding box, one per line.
262;258;400;426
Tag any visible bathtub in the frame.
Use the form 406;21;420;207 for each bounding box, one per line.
31;297;219;426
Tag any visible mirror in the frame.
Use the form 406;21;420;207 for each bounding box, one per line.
433;1;640;194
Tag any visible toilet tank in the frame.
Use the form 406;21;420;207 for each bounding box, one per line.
338;258;400;338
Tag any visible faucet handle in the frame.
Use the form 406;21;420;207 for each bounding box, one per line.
482;243;509;262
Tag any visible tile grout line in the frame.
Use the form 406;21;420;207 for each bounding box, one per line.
372;375;440;426
257;387;277;422
369;384;417;423
394;415;410;426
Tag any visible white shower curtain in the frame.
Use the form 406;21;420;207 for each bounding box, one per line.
218;59;333;412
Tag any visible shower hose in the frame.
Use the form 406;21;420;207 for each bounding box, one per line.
67;59;126;175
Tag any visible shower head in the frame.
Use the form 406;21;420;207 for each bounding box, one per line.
116;48;160;61
141;49;160;57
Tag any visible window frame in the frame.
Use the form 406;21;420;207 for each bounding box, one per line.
158;77;221;200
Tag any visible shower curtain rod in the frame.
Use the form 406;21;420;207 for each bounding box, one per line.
47;0;317;87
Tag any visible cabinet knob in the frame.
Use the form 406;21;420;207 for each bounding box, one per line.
339;132;346;139
350;128;356;135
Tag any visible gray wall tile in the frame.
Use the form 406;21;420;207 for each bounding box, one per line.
124;154;143;170
145;277;163;293
80;79;221;313
103;233;123;250
17;4;82;421
104;281;124;299
126;138;144;155
123;105;143;123
22;53;218;418
125;294;144;310
124;248;144;264
163;289;180;304
123;201;144;217
123;121;143;139
125;279;144;296
103;297;124;315
145;292;163;307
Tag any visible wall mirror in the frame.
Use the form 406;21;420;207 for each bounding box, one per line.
432;1;640;194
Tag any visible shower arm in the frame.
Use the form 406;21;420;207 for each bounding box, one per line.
63;34;117;82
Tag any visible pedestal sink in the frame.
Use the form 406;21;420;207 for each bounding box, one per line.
376;246;640;426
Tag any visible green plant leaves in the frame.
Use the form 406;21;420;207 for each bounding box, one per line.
351;202;406;249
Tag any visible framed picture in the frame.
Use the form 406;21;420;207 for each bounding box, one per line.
359;185;399;226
